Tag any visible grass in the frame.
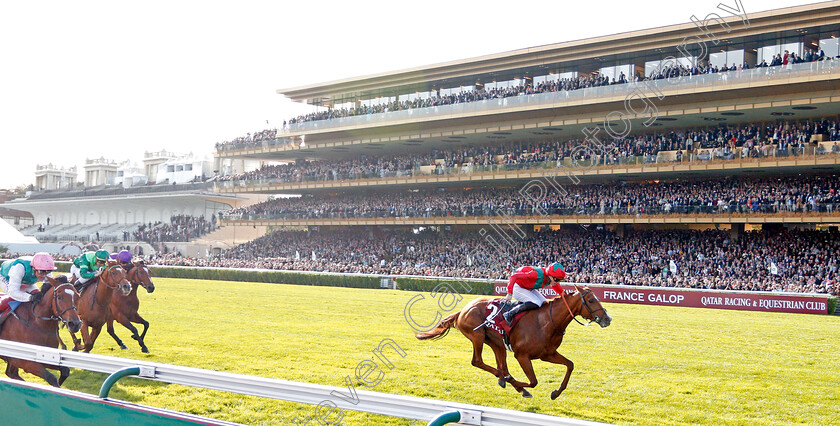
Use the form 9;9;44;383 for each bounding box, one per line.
19;278;836;425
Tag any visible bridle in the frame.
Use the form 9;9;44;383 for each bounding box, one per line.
13;283;79;335
128;265;154;291
553;286;608;328
86;264;128;310
99;264;127;290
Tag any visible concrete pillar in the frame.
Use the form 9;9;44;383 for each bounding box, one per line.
615;224;626;238
730;223;744;241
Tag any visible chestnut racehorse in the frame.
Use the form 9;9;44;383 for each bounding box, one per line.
0;276;81;387
416;285;611;399
69;260;131;352
106;260;155;353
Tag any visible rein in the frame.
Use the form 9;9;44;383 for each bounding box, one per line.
99;265;125;290
86;264;126;310
13;284;77;336
560;290;589;326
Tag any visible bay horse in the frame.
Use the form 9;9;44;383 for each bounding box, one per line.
416;285;611;399
0;276;82;387
106;260;155;353
68;259;131;352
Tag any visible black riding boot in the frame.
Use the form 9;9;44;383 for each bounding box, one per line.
503;302;539;325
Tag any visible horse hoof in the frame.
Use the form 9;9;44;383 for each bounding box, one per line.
141;347;149;353
551;389;562;400
498;377;506;388
522;390;532;398
119;345;128;350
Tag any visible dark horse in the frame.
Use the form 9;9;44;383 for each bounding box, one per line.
106;260;155;353
0;276;82;387
416;286;611;399
69;260;132;352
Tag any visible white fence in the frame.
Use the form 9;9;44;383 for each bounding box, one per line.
0;339;610;426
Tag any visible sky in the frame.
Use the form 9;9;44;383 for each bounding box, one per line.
0;0;823;189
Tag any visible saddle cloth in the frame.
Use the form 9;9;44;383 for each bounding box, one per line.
478;300;532;351
0;295;23;329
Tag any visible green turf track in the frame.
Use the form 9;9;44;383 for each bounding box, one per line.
29;278;839;425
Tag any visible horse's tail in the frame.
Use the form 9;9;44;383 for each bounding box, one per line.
415;311;459;341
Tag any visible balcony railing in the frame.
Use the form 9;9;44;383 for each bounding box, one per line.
214;145;840;191
220;202;840;222
278;59;840;134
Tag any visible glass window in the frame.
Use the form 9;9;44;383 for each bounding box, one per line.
334;101;355;110
758;42;803;64
709;50;744;68
757;45;780;64
440;86;473;96
599;64;633;83
644;58;694;78
534;71;577;85
485;79;522;91
399;91;436;102
782;42;803;56
819;38;839;58
727;50;744;68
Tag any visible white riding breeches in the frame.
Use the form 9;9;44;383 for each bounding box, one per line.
511;284;548;307
69;265;93;284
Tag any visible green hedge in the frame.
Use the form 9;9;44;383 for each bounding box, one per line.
829;297;838;315
147;266;381;289
396;277;498;295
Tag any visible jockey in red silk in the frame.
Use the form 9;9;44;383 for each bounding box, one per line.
502;263;566;325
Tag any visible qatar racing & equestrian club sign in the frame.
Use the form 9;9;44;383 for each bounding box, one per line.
493;283;831;315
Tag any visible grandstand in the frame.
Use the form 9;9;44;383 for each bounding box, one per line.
209;2;840;296
4;180;263;257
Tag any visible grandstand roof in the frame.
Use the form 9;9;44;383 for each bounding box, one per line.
278;1;840;105
0;218;38;244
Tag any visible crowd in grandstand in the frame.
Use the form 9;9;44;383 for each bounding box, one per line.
133;215;217;243
215;118;840;185
143;227;839;296
222;175;839;220
214;128;280;152
282;50;829;127
213;48;833;152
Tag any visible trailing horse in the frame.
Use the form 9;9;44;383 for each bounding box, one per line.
416;285;611;399
68;259;131;352
106;260;155;353
0;276;81;387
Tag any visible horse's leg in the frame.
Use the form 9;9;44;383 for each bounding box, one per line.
56;330;67;351
510;353;540;398
125;313;150;353
541;351;574;400
106;319;128;350
73;323;88;351
488;342;517;391
21;361;60;387
134;315;150;351
67;329;83;351
466;333;505;381
83;324;104;353
57;366;71;386
5;361;23;381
